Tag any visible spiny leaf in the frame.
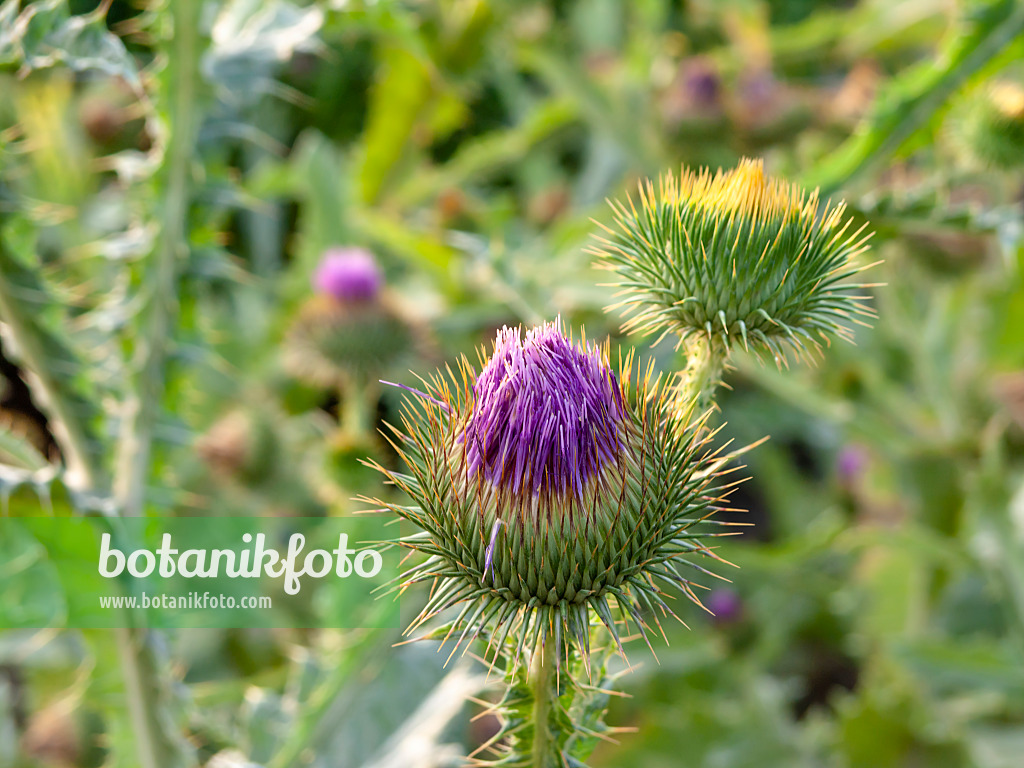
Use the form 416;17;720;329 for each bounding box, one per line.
805;0;1024;195
0;0;140;85
0;227;107;489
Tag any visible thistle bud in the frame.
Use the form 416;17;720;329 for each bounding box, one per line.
592;158;875;363
660;58;726;139
373;320;741;661
283;249;414;387
950;81;1024;170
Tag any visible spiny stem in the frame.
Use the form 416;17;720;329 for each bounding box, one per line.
113;0;198;518
530;645;558;768
676;335;727;419
112;2;199;767
115;626;190;768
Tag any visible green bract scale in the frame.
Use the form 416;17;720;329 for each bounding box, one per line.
371;320;742;664
592;158;876;363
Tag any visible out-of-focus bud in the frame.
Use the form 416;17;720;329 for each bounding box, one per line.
284;249;416;387
312;248;383;302
949;81;1024;170
707;588;744;625
661;57;727;139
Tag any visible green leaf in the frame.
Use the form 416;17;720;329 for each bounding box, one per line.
357;44;433;204
895;638;1024;700
351;207;459;280
968;726;1024;768
202;0;323;107
0;518;67;627
0;426;49;471
391;99;578;207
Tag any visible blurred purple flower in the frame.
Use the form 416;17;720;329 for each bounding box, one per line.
684;58;720;106
461;320;625;501
707;588;743;623
836;444;868;483
313;248;383;302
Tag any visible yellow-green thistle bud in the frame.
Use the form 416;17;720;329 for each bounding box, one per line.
592;158;875;364
371;320;743;664
950;81;1024;170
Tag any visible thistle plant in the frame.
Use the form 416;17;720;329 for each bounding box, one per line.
591;158;876;411
374;158;876;767
372;320;745;766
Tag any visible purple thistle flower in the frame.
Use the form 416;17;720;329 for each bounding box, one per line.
684;58;720;107
460;321;626;502
372;318;745;677
707;588;743;624
836;444;868;483
313;247;383;302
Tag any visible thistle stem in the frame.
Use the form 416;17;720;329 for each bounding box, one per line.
112;1;199;766
677;335;726;419
115;626;189;768
339;375;374;440
114;0;198;518
530;646;558;768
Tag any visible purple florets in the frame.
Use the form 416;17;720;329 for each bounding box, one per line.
462;321;625;501
313;248;383;301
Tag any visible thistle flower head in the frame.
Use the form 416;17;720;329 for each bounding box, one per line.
707;587;743;624
313;247;383;301
371;320;743;664
951;81;1024;170
592;158;875;362
284;251;414;386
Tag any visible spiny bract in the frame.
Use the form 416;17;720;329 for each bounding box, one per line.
592;158;875;362
371;320;743;664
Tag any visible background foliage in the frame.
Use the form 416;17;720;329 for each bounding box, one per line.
1;0;1024;766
